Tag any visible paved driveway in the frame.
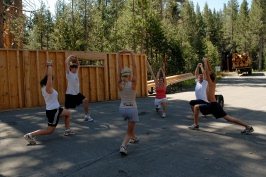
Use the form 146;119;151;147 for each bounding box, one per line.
0;72;265;177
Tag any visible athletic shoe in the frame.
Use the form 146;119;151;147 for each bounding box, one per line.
129;136;139;143
120;146;127;155
162;112;166;118
188;124;199;130
84;115;94;122
64;129;75;136
156;105;160;112
24;134;36;145
241;126;254;134
187;114;194;120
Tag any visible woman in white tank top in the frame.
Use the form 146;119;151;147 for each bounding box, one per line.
24;61;75;145
117;50;139;156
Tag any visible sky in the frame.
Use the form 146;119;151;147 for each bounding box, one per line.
25;0;253;16
191;0;252;11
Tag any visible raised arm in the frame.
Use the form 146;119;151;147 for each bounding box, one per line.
204;58;211;82
46;61;53;94
195;63;200;79
65;55;73;74
161;68;167;86
198;63;206;80
75;56;80;71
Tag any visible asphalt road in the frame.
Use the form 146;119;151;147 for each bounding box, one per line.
0;72;265;177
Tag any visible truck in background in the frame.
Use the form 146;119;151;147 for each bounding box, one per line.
232;53;252;75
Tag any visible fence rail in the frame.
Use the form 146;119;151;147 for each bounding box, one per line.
0;49;147;110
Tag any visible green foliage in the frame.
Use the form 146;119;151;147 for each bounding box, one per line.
4;0;265;72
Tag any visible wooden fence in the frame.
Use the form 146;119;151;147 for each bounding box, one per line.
0;49;147;110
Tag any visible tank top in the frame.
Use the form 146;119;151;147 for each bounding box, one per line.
66;72;80;95
195;79;208;102
42;87;60;110
119;81;137;108
156;86;166;99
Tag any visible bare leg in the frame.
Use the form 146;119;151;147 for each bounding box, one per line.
162;100;167;113
121;122;136;147
223;115;251;128
30;126;56;137
59;109;71;129
82;98;89;115
193;105;200;125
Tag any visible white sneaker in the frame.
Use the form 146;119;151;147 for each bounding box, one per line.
64;129;75;136
162;112;166;118
120;146;127;155
84;115;94;122
129;136;139;143
24;133;36;145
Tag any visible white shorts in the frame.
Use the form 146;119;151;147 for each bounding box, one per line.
119;108;139;122
154;98;168;108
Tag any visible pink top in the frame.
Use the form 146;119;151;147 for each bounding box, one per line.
156;86;166;99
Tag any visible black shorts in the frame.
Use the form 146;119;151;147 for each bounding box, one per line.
199;102;227;118
65;93;86;109
46;107;63;127
189;99;208;106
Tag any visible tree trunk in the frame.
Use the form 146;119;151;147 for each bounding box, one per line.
14;0;23;48
258;35;263;70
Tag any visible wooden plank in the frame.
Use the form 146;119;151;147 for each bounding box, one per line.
103;57;109;101
16;50;23;108
35;51;42;107
54;52;65;104
38;51;47;106
135;54;141;97
80;67;90;101
65;51;107;60
0;50;10;110
23;50;31;108
18;51;25;108
140;54;147;97
147;73;194;90
8;50;20;109
29;51;39;107
108;53;118;100
89;67;97;102
97;67;105;101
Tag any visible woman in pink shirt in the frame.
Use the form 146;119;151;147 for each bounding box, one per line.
154;68;167;118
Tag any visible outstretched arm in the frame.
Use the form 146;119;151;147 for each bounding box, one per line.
204;58;211;82
161;68;167;86
46;61;53;94
65;55;73;74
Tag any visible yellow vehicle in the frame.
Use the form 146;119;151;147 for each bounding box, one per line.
232;53;252;75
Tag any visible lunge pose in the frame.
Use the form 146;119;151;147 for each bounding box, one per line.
146;61;167;118
117;50;139;155
187;63;208;119
154;68;167;118
65;55;93;122
24;61;75;145
188;58;254;134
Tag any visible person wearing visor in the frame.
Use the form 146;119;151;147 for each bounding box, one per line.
117;50;139;156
